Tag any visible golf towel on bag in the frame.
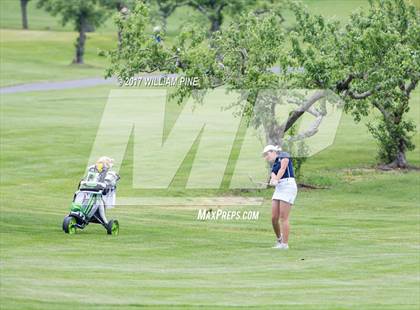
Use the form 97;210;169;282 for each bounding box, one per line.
272;178;298;204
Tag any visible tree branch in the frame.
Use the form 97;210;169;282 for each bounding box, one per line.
287;113;324;142
282;90;326;132
347;89;374;99
405;78;418;96
372;100;390;120
336;74;354;91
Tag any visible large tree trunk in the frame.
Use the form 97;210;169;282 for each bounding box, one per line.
209;12;222;32
392;150;408;168
73;18;87;64
20;0;29;30
372;99;411;169
388;139;408;168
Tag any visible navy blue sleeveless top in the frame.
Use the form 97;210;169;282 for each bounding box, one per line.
271;152;295;178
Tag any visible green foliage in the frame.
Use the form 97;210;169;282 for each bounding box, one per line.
105;1;287;99
104;2;180;80
104;1;330;179
367;115;416;163
288;0;420;167
105;0;419;168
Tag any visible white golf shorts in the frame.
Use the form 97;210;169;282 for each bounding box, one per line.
272;178;298;204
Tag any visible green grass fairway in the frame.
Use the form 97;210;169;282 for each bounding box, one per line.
0;0;117;32
0;29;117;87
1;0;419;308
1;86;419;309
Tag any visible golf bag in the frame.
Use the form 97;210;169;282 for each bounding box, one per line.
62;167;120;235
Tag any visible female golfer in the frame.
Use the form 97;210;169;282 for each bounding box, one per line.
262;145;298;249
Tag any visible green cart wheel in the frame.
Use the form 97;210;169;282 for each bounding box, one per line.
107;220;119;236
63;216;77;234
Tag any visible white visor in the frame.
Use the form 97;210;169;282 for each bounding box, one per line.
262;145;279;154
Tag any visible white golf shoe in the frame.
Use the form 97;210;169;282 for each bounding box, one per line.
272;241;282;248
273;243;289;250
272;235;284;248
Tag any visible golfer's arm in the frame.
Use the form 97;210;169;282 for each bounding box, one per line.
273;158;289;180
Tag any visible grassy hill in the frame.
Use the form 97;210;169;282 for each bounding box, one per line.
0;29;115;87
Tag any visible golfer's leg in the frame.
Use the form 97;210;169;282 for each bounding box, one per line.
271;200;280;239
279;201;292;243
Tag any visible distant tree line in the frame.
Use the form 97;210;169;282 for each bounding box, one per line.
22;0;273;64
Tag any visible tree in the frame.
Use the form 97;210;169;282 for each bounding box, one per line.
104;2;331;173
20;0;31;29
287;0;419;168
37;0;108;64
